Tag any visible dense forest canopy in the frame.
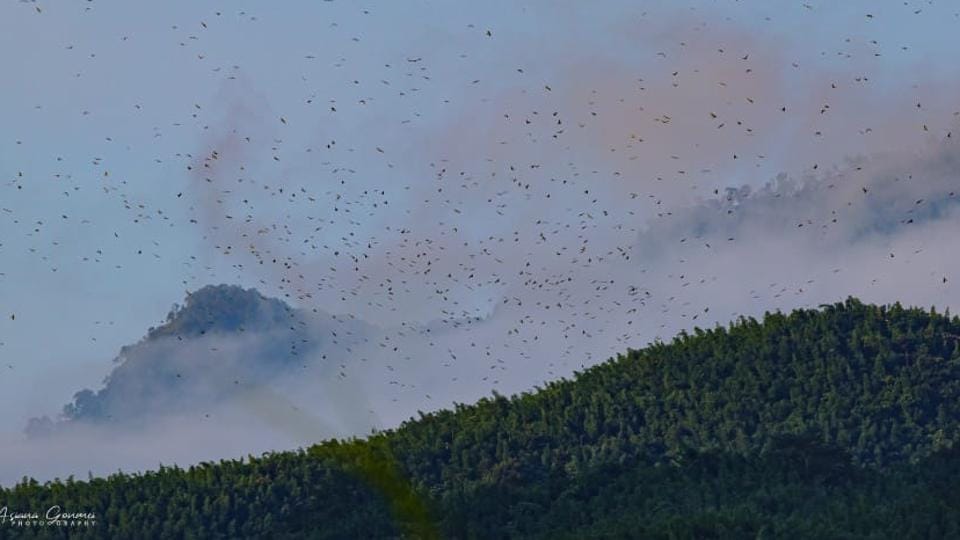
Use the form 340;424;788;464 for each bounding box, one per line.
4;298;960;538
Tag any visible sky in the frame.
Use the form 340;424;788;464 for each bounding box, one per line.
2;0;960;483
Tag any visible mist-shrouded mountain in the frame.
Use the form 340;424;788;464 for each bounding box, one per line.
25;284;371;436
6;298;960;538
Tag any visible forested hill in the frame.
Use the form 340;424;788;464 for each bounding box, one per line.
5;298;960;538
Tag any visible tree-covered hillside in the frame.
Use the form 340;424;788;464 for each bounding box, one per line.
4;298;960;538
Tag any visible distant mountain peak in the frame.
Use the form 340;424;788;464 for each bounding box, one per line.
147;284;295;339
27;284;362;435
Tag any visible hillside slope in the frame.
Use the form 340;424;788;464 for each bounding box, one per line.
4;298;960;538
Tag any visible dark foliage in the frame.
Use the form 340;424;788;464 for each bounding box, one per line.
4;298;960;538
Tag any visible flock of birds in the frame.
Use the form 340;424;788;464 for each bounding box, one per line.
2;1;958;433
